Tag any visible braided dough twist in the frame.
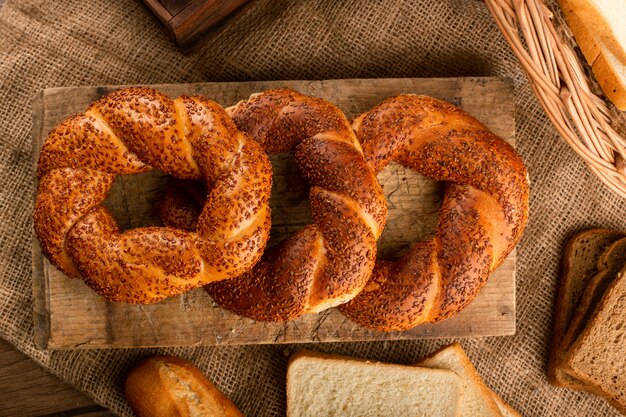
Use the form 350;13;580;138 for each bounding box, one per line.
34;87;272;303
338;95;529;331
164;90;388;320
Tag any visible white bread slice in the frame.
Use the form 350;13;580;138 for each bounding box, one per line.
417;343;504;417
560;0;626;110
287;350;463;417
566;0;626;66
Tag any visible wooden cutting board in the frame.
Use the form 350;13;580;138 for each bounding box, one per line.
32;77;517;349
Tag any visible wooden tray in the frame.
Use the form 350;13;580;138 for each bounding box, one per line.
32;77;516;349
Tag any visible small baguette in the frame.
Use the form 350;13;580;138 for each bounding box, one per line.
124;355;243;417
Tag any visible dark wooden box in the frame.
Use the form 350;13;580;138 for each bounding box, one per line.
141;0;255;53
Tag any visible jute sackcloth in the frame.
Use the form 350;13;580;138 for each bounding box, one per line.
1;0;624;415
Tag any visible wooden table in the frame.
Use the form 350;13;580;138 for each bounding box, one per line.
0;339;112;416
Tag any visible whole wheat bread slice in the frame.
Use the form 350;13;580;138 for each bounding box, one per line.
287;350;463;417
559;237;626;366
547;229;624;388
565;271;626;414
417;343;504;417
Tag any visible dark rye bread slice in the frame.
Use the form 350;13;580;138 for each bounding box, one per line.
565;271;626;414
548;229;624;388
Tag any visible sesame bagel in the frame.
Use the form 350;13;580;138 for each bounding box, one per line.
338;95;529;331
162;89;388;321
34;87;272;303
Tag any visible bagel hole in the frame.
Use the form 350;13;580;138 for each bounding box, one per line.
268;156;444;258
103;170;169;231
100;157;443;256
376;162;443;260
268;153;444;255
102;155;315;239
267;153;313;248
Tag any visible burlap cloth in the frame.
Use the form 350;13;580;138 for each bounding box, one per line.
1;0;625;415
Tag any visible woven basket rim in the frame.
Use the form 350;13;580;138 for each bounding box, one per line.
486;0;626;198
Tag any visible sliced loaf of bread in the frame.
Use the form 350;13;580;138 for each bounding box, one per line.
565;270;626;414
560;237;626;359
559;0;626;110
417;343;504;417
566;0;626;66
548;229;624;388
287;350;463;417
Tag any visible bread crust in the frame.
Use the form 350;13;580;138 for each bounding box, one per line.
489;389;523;417
163;89;388;321
559;0;626;110
564;272;626;414
555;237;626;388
547;228;624;389
34;87;272;303
287;350;463;417
565;0;626;66
417;343;504;417
338;95;529;331
124;355;243;417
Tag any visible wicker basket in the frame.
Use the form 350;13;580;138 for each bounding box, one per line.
486;0;626;197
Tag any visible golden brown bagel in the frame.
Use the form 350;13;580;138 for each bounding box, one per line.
162;89;388;321
34;87;272;303
337;95;529;331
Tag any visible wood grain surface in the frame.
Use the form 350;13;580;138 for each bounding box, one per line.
32;77;517;349
0;339;112;417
